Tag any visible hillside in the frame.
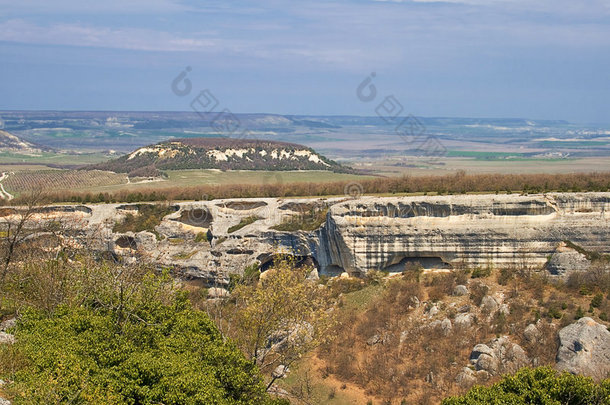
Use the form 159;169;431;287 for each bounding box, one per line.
0;129;50;154
88;137;348;177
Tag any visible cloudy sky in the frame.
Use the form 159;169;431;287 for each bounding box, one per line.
1;0;609;122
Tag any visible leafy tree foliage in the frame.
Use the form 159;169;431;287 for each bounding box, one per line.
0;260;286;404
442;367;610;405
227;255;335;389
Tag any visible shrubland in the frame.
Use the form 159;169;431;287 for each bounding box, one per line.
0;256;287;404
2;194;610;404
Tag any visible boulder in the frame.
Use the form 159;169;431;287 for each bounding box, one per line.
453;285;469;296
546;242;591;278
468;336;529;376
429;318;453;336
272;364;289;379
498;303;510;316
480;295;498;313
427;304;440;318
454;313;474;328
524;323;541;344
556;317;610;379
455;367;477;388
0;318;15;331
0;332;15;345
367;334;382;346
207;287;230;299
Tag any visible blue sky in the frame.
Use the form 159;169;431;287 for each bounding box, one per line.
1;0;609;122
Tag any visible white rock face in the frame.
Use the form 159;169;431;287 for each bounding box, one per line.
556;317;610;379
6;193;609;285
317;193;610;276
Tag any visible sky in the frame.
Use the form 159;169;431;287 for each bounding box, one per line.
0;0;609;123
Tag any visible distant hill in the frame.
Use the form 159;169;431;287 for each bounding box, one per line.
87;137;349;177
0;130;50;154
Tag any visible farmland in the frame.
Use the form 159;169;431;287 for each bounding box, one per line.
2;170;128;195
0;168;373;197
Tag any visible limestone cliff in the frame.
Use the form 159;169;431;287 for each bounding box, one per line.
4;193;608;284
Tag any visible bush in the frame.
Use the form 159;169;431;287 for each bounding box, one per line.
469;281;490;306
113;203;175;235
591;293;604;308
1;283;280;404
442;367;610;404
228;216;259;233
471;265;492;279
194;231;209;243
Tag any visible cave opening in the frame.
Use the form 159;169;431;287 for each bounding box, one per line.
383;256;451;273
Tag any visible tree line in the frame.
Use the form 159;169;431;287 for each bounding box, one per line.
6;171;610;205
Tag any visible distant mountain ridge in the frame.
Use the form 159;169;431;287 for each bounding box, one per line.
88;137;348;177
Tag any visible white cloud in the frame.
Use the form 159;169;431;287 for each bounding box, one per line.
0;19;216;52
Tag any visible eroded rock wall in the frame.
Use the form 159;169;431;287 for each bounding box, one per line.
6;193;608;284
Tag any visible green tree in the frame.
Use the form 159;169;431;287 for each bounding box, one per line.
229;255;335;390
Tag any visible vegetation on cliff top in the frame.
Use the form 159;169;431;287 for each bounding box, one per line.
10;170;610;205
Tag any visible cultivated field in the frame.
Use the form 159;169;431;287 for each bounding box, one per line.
352;156;610;176
0;168;374;197
2;170;128;195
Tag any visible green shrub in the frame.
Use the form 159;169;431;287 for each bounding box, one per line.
271;208;328;232
366;270;388;286
1;295;280;405
471;266;492;279
113;204;175;234
228;216;259;233
194;231;209;243
442;367;610;404
547;307;563;319
591;293;604;308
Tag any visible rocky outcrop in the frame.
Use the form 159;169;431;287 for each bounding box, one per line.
317;193;609;276
556;317;610;379
468;336;530;377
4;193;609;284
546;241;591;278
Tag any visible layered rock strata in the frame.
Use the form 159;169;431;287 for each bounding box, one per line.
3;193;608;284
